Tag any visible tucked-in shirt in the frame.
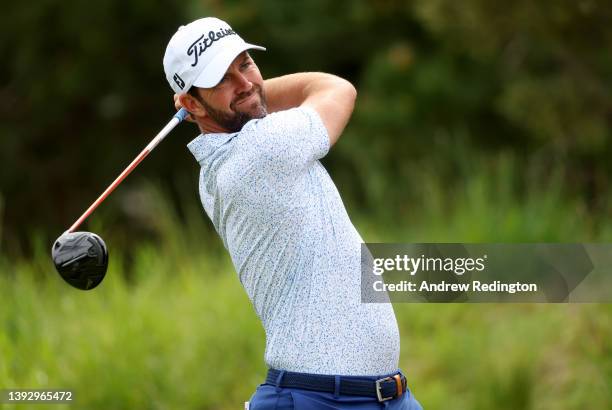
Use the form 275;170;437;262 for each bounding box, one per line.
187;107;400;375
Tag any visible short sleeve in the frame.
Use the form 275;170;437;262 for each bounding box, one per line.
238;106;330;169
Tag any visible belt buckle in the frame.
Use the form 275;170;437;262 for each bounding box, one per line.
375;376;394;402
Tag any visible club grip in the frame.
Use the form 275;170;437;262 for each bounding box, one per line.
174;108;190;122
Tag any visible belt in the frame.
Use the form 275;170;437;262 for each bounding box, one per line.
265;368;407;402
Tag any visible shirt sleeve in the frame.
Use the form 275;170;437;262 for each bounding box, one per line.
241;106;330;170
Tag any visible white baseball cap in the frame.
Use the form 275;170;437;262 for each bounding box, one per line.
163;17;265;94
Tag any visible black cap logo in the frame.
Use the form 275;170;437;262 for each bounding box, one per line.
173;73;185;89
187;28;236;67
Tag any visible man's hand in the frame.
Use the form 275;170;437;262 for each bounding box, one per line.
173;94;195;123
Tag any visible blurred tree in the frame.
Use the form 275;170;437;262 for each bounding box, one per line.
1;0;611;253
336;0;612;217
1;0;192;250
410;0;612;200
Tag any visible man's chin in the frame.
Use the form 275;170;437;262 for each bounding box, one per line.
233;91;267;120
251;106;268;119
240;103;268;120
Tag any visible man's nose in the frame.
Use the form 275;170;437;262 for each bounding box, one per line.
234;72;252;93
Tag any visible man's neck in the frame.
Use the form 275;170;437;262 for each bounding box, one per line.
196;119;232;135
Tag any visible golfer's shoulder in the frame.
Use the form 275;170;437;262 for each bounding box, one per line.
231;108;328;169
245;106;326;137
238;107;328;155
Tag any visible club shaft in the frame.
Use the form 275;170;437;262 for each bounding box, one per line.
67;109;189;233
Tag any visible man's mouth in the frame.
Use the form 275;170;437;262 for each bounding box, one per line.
234;92;256;107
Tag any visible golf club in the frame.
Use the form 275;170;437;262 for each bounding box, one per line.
52;108;190;290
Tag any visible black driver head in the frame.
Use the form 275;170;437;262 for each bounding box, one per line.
52;231;108;290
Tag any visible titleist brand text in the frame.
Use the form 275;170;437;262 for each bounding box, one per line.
187;28;236;67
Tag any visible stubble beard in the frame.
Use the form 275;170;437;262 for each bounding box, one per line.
201;84;268;133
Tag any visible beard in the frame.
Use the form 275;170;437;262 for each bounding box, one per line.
200;84;268;133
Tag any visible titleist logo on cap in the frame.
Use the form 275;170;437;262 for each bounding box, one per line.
187;28;237;67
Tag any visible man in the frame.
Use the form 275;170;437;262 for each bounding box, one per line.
163;17;422;409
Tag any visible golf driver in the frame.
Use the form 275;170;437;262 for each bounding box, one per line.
52;108;190;290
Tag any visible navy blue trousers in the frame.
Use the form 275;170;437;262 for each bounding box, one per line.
247;373;423;409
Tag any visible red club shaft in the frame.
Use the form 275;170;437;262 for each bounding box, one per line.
67;149;151;233
66;109;188;233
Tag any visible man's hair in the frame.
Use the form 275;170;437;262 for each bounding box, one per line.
187;87;205;104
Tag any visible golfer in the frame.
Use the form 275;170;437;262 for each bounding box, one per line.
164;17;422;409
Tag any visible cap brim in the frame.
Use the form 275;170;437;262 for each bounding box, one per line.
192;42;265;89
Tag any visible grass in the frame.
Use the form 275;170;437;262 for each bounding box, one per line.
1;157;611;409
0;252;266;410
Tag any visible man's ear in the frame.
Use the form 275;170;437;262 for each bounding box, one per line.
178;93;208;118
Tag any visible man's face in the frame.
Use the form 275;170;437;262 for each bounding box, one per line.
191;52;267;132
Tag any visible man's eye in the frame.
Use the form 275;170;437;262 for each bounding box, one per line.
240;61;252;70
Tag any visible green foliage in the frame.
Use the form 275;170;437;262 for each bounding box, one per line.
1;182;611;408
0;194;3;251
2;2;611;407
415;0;612;154
2;1;612;249
0;254;266;409
1;0;194;245
394;303;612;410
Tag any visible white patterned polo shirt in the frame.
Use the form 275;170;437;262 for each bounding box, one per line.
187;107;400;375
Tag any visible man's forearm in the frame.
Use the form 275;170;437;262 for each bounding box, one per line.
264;72;349;113
264;72;356;146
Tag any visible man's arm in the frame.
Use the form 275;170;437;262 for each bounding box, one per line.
264;73;356;147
